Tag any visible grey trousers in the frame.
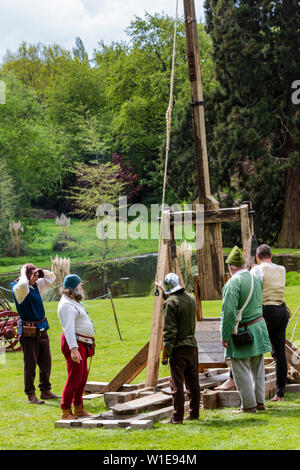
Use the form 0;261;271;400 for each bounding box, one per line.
231;354;265;410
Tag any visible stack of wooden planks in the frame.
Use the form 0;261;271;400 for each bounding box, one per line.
54;344;300;430
55;368;229;429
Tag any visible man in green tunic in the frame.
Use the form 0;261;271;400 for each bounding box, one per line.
221;246;272;413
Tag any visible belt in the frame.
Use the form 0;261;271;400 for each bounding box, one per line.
239;315;263;328
76;333;95;345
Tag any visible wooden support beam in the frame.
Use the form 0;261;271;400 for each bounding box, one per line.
193;274;203;320
145;241;170;388
102;342;149;393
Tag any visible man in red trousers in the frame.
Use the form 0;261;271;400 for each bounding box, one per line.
57;274;95;420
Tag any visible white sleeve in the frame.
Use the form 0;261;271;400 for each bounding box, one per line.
13;273;30;304
58;303;78;350
250;266;264;282
36;271;56;297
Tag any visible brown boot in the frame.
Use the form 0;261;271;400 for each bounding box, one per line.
73;404;94;418
28;393;45;405
61;409;75;420
41;390;61;400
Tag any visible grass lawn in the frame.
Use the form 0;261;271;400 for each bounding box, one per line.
0;217;299;274
0;287;299;450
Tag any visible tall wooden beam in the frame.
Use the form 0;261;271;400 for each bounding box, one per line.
184;0;224;300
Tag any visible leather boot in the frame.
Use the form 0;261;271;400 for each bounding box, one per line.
73;404;94;418
61;409;75;420
28;393;45;405
41;390;61;400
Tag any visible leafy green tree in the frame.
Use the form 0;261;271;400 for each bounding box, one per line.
69;161;128;219
93;12;216;205
0;72;66;205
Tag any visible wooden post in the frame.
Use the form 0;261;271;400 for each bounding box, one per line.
184;0;225;300
240;203;255;269
145;240;170;388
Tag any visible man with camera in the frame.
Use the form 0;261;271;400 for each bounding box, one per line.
221;246;271;413
12;263;60;404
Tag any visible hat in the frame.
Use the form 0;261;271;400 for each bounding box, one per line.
25;264;44;281
163;273;182;294
225;246;245;266
63;274;82;290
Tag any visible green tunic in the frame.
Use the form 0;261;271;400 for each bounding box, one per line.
162;289;198;357
221;270;271;359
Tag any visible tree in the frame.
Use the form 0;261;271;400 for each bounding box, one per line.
204;0;300;246
0;72;66;205
93;12;216;205
69;161;128;219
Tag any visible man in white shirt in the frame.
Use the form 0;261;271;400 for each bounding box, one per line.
11;263;60;404
251;244;289;401
57;274;95;420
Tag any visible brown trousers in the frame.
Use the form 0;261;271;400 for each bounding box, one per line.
20;331;52;395
169;346;200;422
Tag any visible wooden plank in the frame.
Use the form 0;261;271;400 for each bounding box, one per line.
193;275;203;320
195;319;221;332
55;420;82;428
197;342;224;353
111;392;172;416
84;382;108;393
145;241;170;388
285;339;300;373
198;352;226;363
286;383;300;392
195;331;221;342
202;390;218;409
103;342;149;393
217;391;241;408
83;393;103;400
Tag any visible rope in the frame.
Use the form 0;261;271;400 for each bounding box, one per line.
289;305;300;343
157;0;179;256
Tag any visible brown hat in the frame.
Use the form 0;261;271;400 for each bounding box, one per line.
25;264;44;281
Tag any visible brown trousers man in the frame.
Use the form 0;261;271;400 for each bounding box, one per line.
20;331;52;396
169;346;200;422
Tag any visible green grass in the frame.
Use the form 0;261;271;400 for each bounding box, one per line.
0;287;300;450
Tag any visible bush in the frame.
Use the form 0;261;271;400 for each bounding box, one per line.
52;231;76;252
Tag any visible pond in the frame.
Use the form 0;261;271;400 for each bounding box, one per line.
1;252;299;301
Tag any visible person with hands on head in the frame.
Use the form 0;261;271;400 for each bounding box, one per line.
57;274;96;420
156;273;200;424
11;263;60;404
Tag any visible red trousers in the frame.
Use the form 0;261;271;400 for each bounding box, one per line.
60;333;89;410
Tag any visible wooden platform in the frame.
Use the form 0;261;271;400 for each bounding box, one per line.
196;318;227;370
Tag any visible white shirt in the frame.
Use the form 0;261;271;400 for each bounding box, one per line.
57;295;95;350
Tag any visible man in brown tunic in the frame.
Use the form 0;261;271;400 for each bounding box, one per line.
156;273;200;424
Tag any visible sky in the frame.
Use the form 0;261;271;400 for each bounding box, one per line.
0;0;205;64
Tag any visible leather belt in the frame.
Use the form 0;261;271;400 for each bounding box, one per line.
239;315;263;328
76;333;94;345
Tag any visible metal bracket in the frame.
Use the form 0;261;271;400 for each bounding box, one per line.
190;100;205;106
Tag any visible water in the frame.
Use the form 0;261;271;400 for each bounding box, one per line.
1;253;299;300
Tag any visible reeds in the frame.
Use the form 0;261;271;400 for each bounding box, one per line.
44;255;70;301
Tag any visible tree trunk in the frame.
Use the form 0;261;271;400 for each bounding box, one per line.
278;165;300;248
